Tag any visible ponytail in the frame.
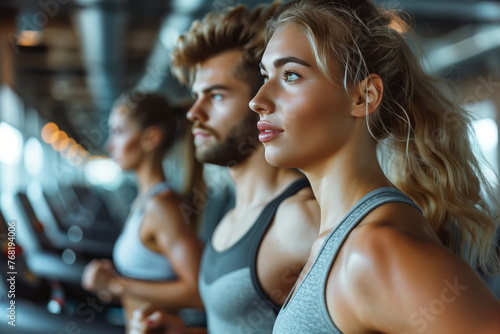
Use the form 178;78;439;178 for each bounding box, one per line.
174;102;206;231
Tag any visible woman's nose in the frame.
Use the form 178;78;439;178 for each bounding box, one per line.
249;86;273;116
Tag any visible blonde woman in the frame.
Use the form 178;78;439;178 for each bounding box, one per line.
249;0;500;333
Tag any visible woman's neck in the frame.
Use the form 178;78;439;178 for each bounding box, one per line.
303;137;392;234
135;160;166;196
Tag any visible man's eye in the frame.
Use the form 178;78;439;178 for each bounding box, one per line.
261;72;269;83
212;94;222;100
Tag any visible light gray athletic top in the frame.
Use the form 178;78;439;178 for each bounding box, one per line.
273;187;422;334
113;181;178;281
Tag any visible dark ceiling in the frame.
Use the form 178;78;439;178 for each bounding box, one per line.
1;0;499;154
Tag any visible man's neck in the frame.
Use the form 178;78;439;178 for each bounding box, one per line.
229;146;304;209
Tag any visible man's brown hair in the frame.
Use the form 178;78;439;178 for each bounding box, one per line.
171;1;281;95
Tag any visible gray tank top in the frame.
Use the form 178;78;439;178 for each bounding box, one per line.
273;187;422;334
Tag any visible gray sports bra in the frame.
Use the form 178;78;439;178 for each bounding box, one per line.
113;182;177;281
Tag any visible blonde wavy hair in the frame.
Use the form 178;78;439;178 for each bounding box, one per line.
171;1;281;95
268;0;500;274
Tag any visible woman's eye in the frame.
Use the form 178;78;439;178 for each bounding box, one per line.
212;94;223;101
283;71;300;82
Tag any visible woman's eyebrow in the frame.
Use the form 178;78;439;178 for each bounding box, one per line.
260;56;312;71
274;56;312;68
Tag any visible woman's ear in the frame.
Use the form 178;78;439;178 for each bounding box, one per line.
141;126;162;152
351;73;383;118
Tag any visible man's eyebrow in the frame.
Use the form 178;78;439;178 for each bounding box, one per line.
202;84;230;93
192;84;230;97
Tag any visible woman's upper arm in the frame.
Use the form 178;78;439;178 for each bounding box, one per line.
142;194;203;284
338;225;500;334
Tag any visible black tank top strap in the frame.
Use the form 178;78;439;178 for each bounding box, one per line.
249;177;311;314
248;177;310;240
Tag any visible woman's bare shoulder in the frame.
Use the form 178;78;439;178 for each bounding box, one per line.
334;212;500;334
142;191;190;233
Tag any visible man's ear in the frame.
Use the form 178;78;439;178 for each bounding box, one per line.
350;73;383;118
141;126;162;152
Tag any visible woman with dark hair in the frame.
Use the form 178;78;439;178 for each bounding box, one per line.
81;92;204;331
250;0;500;333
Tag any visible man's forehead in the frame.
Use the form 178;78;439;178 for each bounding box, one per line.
192;56;251;94
192;66;236;94
192;64;224;89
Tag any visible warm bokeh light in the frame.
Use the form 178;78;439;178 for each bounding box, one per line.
77;145;88;156
41;122;59;143
65;143;80;160
51;131;69;151
60;138;78;159
49;131;60;144
17;30;43;47
69;145;89;166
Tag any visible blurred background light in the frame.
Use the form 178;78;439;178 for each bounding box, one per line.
41;122;59;144
0;122;23;165
67;225;83;243
84;157;121;190
473;118;498;152
51;131;69;152
24;137;44;176
466;100;499;186
17;8;44;47
61;249;76;265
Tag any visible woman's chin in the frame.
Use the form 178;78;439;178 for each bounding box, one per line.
264;150;298;169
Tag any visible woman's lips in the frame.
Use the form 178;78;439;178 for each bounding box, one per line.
257;122;284;142
259;130;283;142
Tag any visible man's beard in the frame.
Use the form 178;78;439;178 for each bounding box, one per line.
195;110;260;167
